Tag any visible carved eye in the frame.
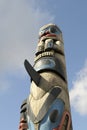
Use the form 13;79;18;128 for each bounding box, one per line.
50;27;56;33
39;28;49;38
50;27;58;34
49;109;59;123
49;26;61;35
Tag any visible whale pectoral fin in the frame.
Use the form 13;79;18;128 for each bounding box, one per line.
24;59;41;86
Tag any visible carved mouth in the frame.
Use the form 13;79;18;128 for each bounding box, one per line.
34;51;54;62
39;33;57;39
40;34;58;42
44;34;57;37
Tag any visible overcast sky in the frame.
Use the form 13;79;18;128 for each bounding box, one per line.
0;0;87;130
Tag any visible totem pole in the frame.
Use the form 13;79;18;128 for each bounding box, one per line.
19;23;73;130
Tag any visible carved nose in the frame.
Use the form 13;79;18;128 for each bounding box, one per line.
45;39;54;51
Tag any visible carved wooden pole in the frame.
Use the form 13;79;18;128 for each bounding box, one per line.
19;23;73;130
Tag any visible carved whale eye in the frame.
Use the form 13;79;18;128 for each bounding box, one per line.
49;109;59;123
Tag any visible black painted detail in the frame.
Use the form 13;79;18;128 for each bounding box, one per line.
24;59;41;86
50;109;59;123
20;99;27;113
64;114;69;130
20;99;27;121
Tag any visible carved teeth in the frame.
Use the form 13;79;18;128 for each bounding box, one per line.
34;51;54;62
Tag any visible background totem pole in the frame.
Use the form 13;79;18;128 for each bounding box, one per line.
19;23;73;130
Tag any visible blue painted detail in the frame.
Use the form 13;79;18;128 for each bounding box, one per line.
40;99;64;130
34;57;56;71
28;120;35;130
39;26;61;38
34;56;66;81
28;99;64;130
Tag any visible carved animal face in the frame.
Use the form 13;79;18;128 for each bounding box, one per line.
35;24;64;61
39;24;61;39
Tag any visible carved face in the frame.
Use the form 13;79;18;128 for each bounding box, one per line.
34;24;66;82
35;24;64;61
39;24;61;39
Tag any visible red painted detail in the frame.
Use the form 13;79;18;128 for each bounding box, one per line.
38;34;58;44
41;31;50;37
19;118;27;129
53;126;59;130
45;34;57;37
39;32;57;39
53;111;71;130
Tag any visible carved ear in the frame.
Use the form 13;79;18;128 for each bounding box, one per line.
24;59;41;86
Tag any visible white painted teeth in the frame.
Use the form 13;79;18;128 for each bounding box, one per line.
34;51;54;62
